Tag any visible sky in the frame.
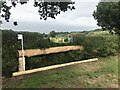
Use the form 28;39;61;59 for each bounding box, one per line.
0;0;101;33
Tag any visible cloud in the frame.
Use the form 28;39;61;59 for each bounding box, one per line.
1;0;100;33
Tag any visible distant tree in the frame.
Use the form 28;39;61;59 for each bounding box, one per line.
93;2;120;35
0;0;75;26
49;30;56;37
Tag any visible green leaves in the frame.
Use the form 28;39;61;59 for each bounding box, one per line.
2;30;54;77
2;30;119;77
37;2;75;20
93;2;120;34
74;31;118;57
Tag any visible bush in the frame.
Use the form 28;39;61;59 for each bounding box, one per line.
2;30;56;77
2;30;19;77
74;34;119;57
25;50;86;70
2;29;119;77
64;37;69;42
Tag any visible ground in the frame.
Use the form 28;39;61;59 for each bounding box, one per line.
2;54;119;88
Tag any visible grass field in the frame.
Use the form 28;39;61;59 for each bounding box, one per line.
2;54;118;88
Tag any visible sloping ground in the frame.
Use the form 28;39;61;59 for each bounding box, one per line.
2;54;118;88
18;46;84;57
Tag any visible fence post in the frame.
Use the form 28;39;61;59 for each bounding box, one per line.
18;57;25;71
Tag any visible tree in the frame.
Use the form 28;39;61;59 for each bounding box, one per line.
49;30;56;37
93;2;120;34
0;0;75;26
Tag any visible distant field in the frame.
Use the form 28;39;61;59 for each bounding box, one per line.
2;54;118;88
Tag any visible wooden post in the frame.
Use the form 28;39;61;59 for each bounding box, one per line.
18;57;25;71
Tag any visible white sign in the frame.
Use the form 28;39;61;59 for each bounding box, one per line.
18;34;23;40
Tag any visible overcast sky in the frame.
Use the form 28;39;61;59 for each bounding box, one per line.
0;0;101;33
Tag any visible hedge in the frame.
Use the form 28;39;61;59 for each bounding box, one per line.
2;30;119;77
2;30;55;77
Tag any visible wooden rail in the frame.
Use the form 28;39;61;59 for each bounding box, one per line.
13;58;98;76
17;45;84;72
18;46;84;57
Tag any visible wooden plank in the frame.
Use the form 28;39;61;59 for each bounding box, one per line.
18;46;84;57
13;58;98;76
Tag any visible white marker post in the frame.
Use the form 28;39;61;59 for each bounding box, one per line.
18;34;25;71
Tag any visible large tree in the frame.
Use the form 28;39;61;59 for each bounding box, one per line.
0;0;75;26
93;2;120;34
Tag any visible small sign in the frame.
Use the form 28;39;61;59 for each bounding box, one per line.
18;34;23;40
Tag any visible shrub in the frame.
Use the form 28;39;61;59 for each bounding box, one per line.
2;29;119;77
25;50;86;70
74;34;118;57
2;30;56;77
64;37;69;42
2;30;18;77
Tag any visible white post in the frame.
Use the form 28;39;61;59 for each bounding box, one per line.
18;34;25;71
21;36;25;71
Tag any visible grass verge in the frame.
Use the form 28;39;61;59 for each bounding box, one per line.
2;54;118;88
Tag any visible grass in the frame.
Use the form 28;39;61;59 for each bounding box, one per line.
2;54;118;88
88;31;110;36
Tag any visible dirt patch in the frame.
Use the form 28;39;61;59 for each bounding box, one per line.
87;74;118;88
71;60;103;72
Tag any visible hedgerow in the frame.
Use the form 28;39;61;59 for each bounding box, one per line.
2;30;119;77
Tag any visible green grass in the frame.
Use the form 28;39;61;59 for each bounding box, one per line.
87;31;110;36
2;54;118;88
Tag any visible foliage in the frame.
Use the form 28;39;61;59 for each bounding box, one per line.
74;32;119;57
2;29;119;77
48;31;69;38
2;29;55;77
18;31;53;49
49;31;56;37
93;2;120;34
25;31;119;70
64;37;69;42
74;34;119;57
2;30;18;77
25;50;85;70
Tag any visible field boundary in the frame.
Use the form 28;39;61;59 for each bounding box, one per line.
13;58;98;76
